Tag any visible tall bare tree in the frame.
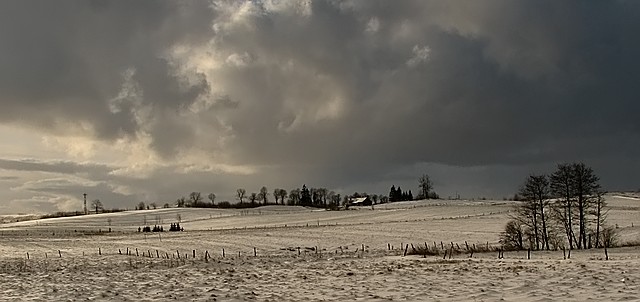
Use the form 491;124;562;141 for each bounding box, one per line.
592;191;608;248
550;163;577;249
549;162;602;250
418;174;433;199
189;192;203;207
288;188;301;205
519;174;551;250
236;188;246;204
176;197;186;208
259;186;269;205
208;193;216;205
249;192;258;204
278;189;288;205
572;163;601;249
91;199;103;214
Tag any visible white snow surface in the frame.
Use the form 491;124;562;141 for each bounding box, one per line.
0;194;638;301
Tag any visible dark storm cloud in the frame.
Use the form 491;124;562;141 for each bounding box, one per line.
0;0;639;210
174;0;637;196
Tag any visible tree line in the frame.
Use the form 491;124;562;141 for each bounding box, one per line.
501;162;614;251
136;173;437;211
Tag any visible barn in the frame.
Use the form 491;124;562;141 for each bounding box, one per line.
349;197;373;206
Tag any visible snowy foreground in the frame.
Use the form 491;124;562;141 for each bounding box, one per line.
0;195;639;301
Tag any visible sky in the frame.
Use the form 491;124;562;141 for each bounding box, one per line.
0;0;639;214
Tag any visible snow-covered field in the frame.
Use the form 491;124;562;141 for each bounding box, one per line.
0;194;639;301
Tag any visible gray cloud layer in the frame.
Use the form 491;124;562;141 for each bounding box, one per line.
0;1;638;212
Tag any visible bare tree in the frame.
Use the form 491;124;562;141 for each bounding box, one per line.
500;220;525;250
236;188;247;204
208;193;216;205
591;191;608;248
249;192;258;205
259;186;269;205
519;174;551;250
330;192;341;207
277;189;288;205
176;197;186;208
137;201;146;211
189;192;203;207
316;188;328;206
91;199;103;214
418;174;433;199
550;163;577;249
288;188;301;205
572;163;600;249
273;188;280;204
150;202;157;209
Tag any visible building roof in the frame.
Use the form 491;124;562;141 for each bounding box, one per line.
350;197;370;204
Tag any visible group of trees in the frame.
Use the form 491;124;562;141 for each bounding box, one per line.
387;174;438;202
502;162;614;251
132;173;438;211
389;185;413;202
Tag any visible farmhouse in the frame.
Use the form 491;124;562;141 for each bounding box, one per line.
349;197;373;206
